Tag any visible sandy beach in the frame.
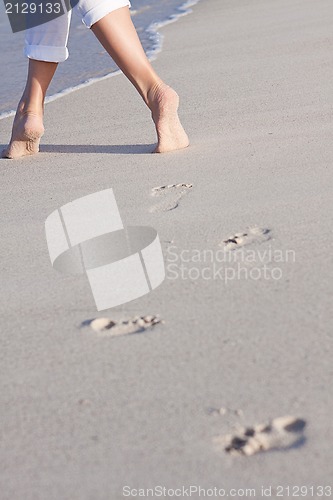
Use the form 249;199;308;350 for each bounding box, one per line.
1;0;333;498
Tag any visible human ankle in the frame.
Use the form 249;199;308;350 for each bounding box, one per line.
18;101;44;117
18;91;44;116
142;79;164;106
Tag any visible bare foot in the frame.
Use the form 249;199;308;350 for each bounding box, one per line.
2;111;44;159
148;83;189;153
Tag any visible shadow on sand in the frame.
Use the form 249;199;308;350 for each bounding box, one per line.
40;143;155;155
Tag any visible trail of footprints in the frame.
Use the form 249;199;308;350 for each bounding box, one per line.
214;415;306;456
149;183;193;212
79;183;305;458
81;315;307;457
81;182;192;337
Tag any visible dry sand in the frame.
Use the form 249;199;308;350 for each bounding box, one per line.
0;0;332;498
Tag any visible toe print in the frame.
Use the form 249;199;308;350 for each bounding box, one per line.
214;415;306;456
81;315;162;337
221;226;271;250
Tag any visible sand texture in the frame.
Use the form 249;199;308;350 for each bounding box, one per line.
0;0;332;498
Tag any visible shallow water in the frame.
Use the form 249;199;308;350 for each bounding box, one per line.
0;0;198;116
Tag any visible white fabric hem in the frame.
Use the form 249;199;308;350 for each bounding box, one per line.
24;44;69;62
81;0;131;28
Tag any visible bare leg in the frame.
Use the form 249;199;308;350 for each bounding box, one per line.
91;7;189;153
2;59;57;159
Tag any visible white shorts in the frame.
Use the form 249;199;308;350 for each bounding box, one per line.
25;0;131;63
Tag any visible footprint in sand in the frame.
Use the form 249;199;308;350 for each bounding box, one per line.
214;415;306;456
81;315;162;337
149;183;193;213
221;226;271;251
